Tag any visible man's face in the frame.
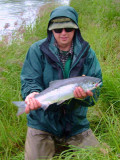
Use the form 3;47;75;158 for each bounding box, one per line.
52;28;75;48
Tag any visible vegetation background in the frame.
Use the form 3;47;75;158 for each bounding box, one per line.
0;0;120;159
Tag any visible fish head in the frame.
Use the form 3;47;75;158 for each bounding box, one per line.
78;76;102;91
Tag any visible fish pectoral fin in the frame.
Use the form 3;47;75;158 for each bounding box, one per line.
57;100;66;105
57;98;72;105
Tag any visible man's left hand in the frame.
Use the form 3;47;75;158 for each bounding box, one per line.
74;87;93;99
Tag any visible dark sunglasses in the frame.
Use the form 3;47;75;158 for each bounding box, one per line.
53;28;74;33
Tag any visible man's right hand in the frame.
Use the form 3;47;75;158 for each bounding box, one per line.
25;92;41;114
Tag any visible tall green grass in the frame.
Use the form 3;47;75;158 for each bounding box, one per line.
0;4;56;159
0;0;120;159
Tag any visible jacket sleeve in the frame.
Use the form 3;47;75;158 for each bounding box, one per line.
74;48;102;107
21;42;44;100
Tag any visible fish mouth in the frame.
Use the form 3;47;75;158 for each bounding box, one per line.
95;81;102;87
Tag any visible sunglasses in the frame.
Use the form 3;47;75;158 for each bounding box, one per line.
53;28;74;33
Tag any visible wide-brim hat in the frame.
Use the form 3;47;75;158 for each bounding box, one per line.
48;17;78;31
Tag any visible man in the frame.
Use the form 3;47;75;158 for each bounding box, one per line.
21;6;102;160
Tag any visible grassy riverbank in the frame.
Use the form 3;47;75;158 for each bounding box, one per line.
0;0;120;159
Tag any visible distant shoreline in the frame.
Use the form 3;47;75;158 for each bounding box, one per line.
0;0;70;42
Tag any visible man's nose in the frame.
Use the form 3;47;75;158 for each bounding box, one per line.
61;29;67;34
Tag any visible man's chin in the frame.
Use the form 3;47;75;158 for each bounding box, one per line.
60;41;68;45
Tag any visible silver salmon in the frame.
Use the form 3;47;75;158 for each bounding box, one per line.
13;76;102;116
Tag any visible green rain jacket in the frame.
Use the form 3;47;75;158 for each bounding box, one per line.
21;6;102;138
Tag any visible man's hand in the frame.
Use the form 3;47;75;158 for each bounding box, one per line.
74;87;93;99
25;92;41;114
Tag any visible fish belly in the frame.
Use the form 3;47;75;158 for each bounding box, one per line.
36;83;77;109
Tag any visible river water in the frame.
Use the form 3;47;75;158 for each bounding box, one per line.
0;0;70;40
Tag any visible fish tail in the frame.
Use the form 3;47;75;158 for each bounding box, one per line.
12;101;26;116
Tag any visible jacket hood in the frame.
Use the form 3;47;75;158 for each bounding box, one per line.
45;6;89;56
48;6;79;30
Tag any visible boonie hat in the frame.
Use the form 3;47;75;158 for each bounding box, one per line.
48;17;78;31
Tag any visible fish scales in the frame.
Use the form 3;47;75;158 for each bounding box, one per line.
35;76;99;97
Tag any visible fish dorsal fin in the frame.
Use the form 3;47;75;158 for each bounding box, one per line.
49;77;81;89
49;79;66;87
